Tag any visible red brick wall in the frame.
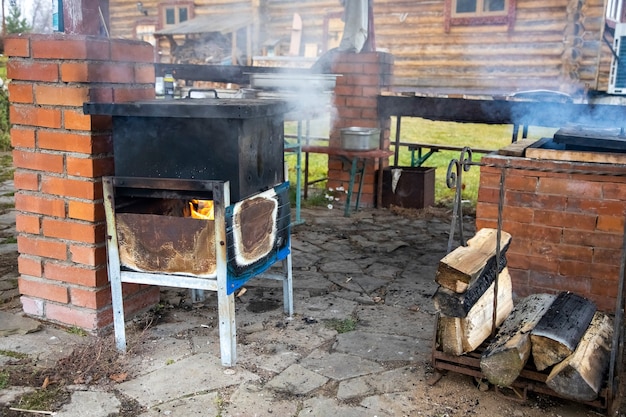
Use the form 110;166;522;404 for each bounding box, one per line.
328;52;393;207
476;153;626;313
7;34;160;332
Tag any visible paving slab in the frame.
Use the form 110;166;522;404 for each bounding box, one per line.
265;363;328;395
300;351;384;380
55;390;121;417
334;331;427;362
297;397;370;417
0;311;42;336
354;304;432;338
223;382;299;417
297;293;358;321
318;258;363;274
137;391;219;416
119;353;259;408
0;386;36;405
0;326;87;367
359;391;423;417
337;365;425;400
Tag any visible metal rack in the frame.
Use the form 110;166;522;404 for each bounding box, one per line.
433;147;625;414
103;177;293;367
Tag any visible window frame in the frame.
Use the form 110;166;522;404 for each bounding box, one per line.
606;0;626;27
444;0;516;32
158;2;195;30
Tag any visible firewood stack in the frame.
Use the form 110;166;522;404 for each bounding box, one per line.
433;229;614;402
434;228;514;356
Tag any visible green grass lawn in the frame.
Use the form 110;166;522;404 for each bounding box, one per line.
285;117;557;209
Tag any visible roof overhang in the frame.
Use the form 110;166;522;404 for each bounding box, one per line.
154;13;253;36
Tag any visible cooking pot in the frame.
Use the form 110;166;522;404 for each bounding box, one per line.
340;127;380;150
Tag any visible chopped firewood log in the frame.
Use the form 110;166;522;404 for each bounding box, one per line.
545;312;613;401
480;293;556;386
437;268;514;355
437;314;464;356
530;291;597;371
435;228;512;293
433;252;507;317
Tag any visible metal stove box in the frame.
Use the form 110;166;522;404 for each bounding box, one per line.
84;98;291;202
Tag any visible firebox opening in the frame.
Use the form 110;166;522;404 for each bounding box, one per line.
113;196;218;277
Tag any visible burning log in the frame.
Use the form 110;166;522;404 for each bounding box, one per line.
530;292;596;371
480;293;556;387
435;228;512;293
545;312;613;401
437;268;513;355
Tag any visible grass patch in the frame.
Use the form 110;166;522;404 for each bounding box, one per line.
66;326;88;337
0;369;8;389
12;386;70;412
2;236;17;244
324;317;358;333
285;117;557;208
0;350;28;359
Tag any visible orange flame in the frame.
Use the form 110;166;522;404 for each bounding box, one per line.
189;199;214;220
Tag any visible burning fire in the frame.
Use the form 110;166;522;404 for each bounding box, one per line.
189;199;214;220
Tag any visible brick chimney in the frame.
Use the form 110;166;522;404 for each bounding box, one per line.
328;51;394;207
6;34;159;331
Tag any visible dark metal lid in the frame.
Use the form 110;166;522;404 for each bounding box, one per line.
83;98;294;119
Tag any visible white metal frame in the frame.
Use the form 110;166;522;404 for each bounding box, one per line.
103;177;293;366
609;23;626;95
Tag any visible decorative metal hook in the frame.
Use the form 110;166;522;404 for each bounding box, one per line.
446;147;473;253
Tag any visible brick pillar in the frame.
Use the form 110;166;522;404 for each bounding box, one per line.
6;34;160;332
328;52;393;207
476;154;626;313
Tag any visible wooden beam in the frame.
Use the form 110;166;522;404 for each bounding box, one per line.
377;95;626;130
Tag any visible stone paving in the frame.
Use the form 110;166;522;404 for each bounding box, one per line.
0;184;623;416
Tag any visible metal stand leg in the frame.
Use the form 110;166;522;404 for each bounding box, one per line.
110;270;127;353
103;178;128;353
282;252;294;316
354;159;366;213
344;157;365;217
293;121;303;225
217;284;236;366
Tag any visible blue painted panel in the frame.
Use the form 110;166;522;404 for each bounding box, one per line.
225;182;291;295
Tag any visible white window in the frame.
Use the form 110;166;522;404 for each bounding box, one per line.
160;3;193;28
445;0;515;31
453;0;507;17
607;0;626;25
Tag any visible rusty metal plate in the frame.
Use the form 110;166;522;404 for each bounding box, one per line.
116;213;216;277
231;195;277;267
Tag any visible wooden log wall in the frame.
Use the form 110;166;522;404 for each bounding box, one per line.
107;0;614;94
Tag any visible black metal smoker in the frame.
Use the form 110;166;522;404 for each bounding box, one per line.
84;98;294;366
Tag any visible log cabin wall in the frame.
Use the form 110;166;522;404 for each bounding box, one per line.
106;0;614;95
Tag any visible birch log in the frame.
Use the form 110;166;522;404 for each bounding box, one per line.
433;251;507;317
530;291;597;371
437;267;514;355
480;293;556;386
545;312;613;401
435;228;512;293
